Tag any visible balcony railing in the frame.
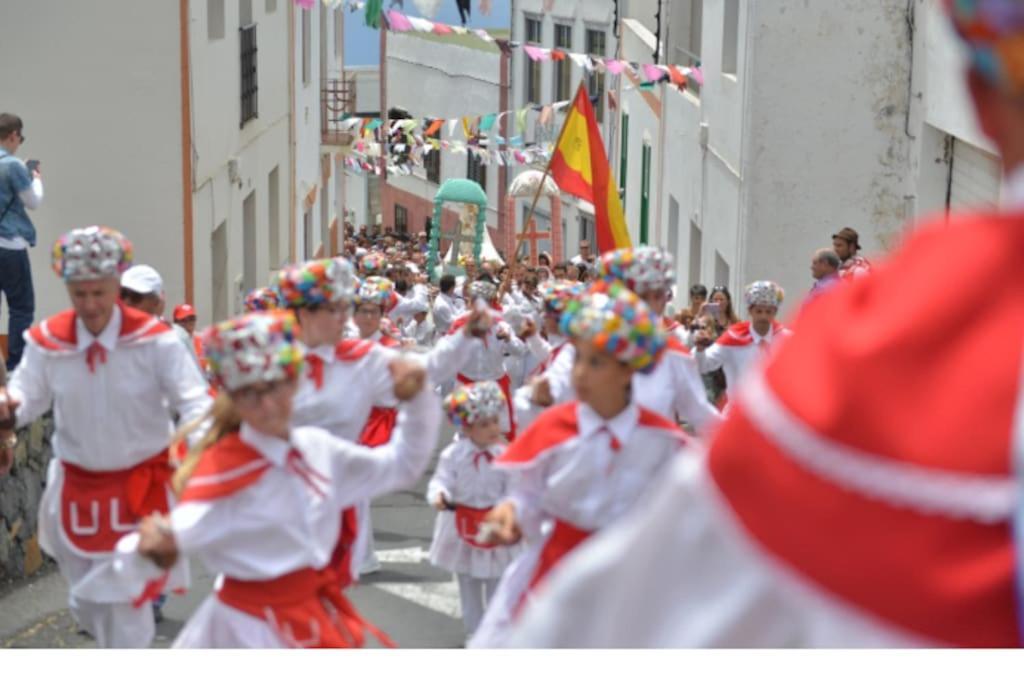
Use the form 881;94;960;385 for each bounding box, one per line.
321;77;357;148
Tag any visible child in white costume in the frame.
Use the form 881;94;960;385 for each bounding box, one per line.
469;281;688;647
0;226;211;648
116;310;441;648
428;381;520;640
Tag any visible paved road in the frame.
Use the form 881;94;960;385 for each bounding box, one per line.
0;426;468;649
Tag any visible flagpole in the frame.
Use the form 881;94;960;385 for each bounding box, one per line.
512;81;586;263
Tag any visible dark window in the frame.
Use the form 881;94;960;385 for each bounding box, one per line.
240;23;259;127
525;16;542;104
395;205;409;235
467;151;487;193
585;29;606;121
554;23;573;101
425;121;441;184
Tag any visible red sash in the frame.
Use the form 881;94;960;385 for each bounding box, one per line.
457;373;515;440
358;406;398;448
453;505;497;549
218;565;394;649
329;507;360;589
60;451;173;555
526;518;592;595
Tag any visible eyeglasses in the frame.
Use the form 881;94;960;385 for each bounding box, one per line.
711;286;728;293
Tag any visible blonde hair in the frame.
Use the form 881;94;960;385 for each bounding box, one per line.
171;393;241;495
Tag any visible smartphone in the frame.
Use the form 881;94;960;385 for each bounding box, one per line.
25;160;40;174
703;302;721;317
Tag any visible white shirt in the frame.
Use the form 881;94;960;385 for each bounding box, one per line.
505;402;685;537
291;342;397;441
695;326;790;394
9;306;212;470
427;439;509;509
432;292;460;338
171;395;439;580
430;313;526;383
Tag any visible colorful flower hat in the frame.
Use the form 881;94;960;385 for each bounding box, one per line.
539;279;585;315
201;311;304;393
469;279;499;303
273;257;356;309
947;0;1024;94
243;286;281;313
444;380;507;430
353;276;397;311
360;252;389;276
51;226;133;282
596;246;675;294
744;280;785;309
560;280;667;373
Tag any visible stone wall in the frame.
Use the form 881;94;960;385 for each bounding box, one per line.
0;416;54;582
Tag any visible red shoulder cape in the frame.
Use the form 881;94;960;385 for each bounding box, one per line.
335;338;375;362
715;320;786;347
178;433;271;503
27;303;171;352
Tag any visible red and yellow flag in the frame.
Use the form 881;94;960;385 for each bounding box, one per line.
549;84;632;253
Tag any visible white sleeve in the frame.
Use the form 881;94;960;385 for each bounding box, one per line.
525;334;552;363
316;386;442;507
504;463;548;541
426;442;458;503
424;331;478;385
543;344;576;404
19;178;43;210
669;353;722;435
695;343;726;374
500;326;527;357
366;345;399;405
432;301;453;337
155;336;213;444
7;343;54;428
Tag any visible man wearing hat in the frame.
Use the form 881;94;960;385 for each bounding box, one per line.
0;226;211;647
121;264;201;371
503;0;1024;647
832;227;872;280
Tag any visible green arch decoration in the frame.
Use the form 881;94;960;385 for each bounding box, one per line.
427;179;488;281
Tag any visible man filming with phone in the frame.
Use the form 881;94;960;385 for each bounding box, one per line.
0;113;44;372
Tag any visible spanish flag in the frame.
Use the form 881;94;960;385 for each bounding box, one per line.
549;84;632;253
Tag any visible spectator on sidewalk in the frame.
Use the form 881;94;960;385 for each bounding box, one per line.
833;226;873;279
0;113;44;371
122;265;200;369
570;239;596;270
809;248;841;298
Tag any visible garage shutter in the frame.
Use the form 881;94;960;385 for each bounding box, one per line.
949;140;1001;210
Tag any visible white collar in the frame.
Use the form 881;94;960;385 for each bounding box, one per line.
75;305;122;352
306;344;336;363
239;421;292;468
750;325;774;344
1001;163;1024;210
576;401;639;446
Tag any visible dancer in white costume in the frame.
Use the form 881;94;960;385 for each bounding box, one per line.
116;311;441;648
0;226;210;647
469;281;687;647
428;381;520;640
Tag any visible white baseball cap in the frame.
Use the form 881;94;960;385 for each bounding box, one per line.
121;264;164;296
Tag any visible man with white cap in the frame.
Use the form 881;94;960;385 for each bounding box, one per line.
503;0;1024;648
692;280;790;400
0;226;211;647
121;264;199;369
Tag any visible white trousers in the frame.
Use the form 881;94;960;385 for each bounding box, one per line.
457;573;499;639
68;592;155;648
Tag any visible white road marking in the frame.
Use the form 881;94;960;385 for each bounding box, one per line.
369;545;461;620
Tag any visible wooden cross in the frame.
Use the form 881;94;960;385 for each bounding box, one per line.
516;219;552;265
439;205;478;267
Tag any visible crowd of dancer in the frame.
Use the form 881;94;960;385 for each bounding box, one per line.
0;1;1022;649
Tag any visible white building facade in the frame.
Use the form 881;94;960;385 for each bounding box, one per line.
0;0;349;344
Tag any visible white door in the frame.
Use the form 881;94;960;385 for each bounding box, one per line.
949;140;1001;210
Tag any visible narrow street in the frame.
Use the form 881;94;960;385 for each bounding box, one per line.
0;427;466;649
